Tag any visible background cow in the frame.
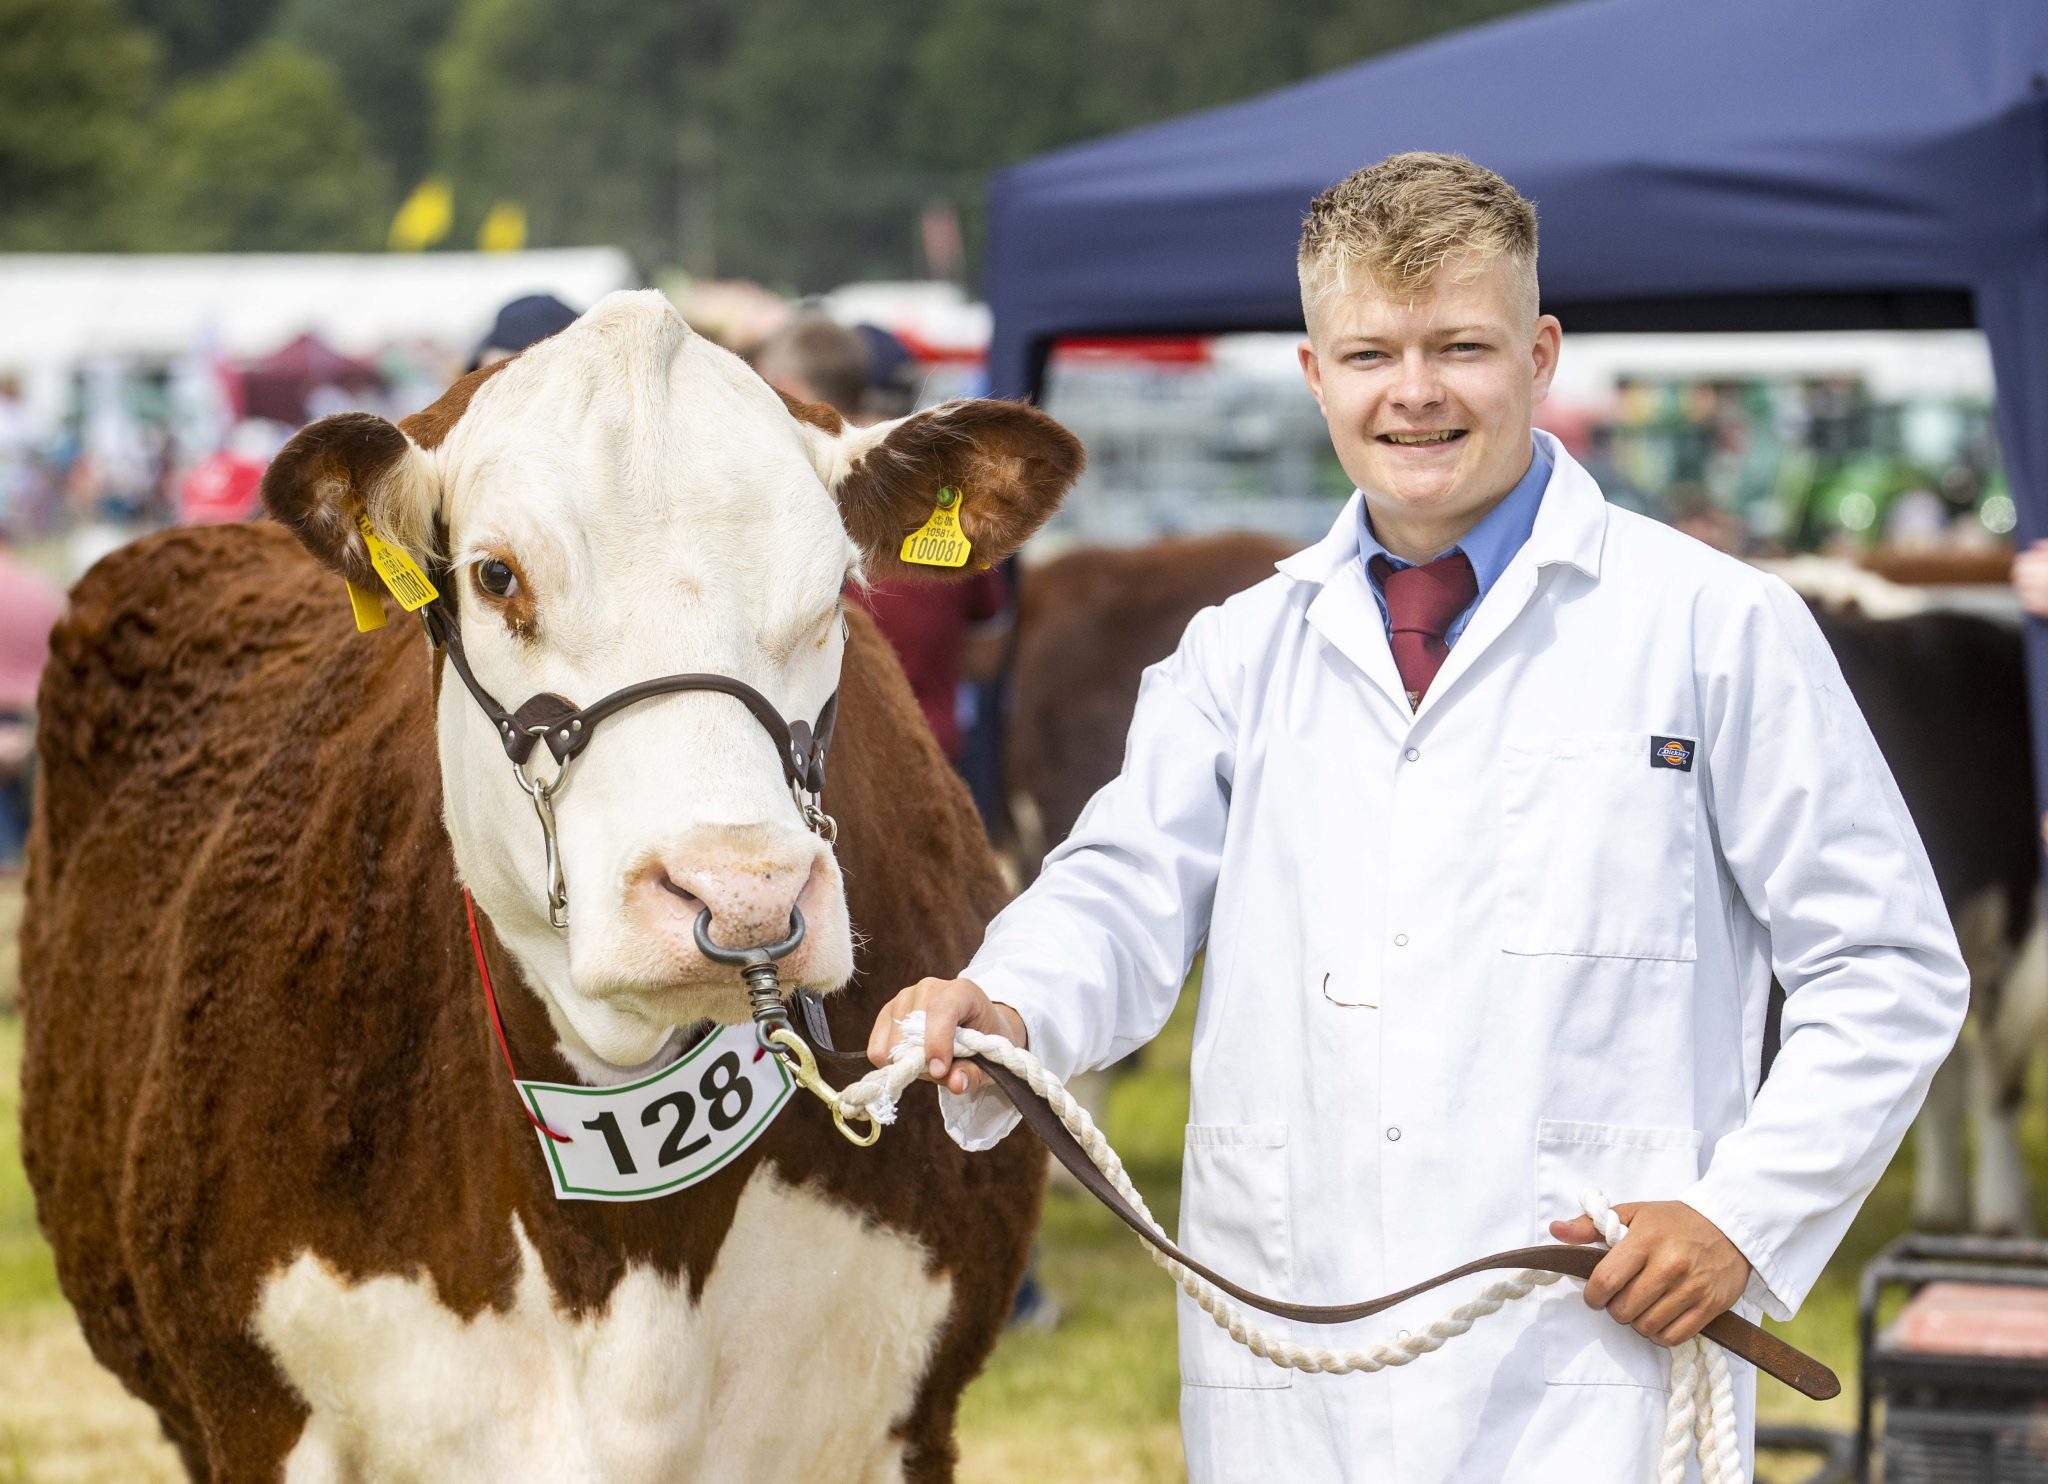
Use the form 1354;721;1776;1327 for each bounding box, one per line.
21;291;1079;1481
1794;581;2043;1236
1005;533;1297;874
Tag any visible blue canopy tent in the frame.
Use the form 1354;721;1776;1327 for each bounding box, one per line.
983;0;2048;802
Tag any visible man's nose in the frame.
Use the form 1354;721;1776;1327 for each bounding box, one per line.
1390;352;1445;411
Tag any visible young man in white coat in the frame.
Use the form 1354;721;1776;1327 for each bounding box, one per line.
868;152;1968;1481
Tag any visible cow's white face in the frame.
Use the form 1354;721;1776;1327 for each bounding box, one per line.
264;291;1079;1072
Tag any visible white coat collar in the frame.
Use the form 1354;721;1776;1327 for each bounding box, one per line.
1273;429;1609;724
1275;429;1607;589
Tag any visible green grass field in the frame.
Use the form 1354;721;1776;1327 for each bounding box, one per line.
0;919;2032;1480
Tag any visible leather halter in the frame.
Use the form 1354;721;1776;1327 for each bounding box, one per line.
421;601;838;790
420;587;841;928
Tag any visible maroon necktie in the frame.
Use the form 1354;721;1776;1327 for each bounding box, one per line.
1369;551;1479;710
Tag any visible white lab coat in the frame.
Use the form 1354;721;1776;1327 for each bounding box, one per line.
944;432;1967;1483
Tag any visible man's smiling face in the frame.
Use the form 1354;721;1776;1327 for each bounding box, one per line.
1298;254;1561;556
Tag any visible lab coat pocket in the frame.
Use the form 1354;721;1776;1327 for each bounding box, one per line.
1178;1123;1293;1389
1535;1118;1706;1389
1497;731;1698;961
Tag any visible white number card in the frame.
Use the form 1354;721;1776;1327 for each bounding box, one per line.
518;1024;793;1202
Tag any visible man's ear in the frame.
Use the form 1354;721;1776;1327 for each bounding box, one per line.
260;412;439;588
797;398;1083;580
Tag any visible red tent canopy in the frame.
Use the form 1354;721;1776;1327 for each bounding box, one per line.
235;334;382;424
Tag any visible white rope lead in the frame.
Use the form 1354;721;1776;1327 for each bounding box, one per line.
843;1013;1742;1484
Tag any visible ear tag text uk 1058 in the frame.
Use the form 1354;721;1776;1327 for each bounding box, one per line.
356;513;439;612
345;579;388;633
900;486;972;569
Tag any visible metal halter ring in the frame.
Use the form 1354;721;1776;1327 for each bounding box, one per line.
793;779;839;843
513;737;576;929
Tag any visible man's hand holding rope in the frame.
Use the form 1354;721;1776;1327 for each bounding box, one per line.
866;976;1028;1095
1551;1200;1751;1348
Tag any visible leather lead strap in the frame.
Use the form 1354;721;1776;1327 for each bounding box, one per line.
978;1059;1840;1401
801;1042;1839;1401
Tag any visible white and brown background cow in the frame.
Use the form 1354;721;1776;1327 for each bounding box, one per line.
21;290;1079;1481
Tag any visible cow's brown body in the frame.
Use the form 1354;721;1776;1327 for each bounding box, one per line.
1008;532;1296;862
21;522;1041;1481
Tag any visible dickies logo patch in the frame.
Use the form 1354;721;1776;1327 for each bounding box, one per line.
1651;736;1696;772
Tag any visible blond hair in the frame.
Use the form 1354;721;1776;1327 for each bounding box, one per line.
1298;152;1539;334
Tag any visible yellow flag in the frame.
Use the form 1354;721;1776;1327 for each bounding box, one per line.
478;201;528;253
389;176;454;252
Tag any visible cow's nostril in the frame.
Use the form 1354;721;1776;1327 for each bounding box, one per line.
657;875;703;911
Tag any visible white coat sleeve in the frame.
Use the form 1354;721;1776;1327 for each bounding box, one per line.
936;603;1239;1151
1679;577;1967;1318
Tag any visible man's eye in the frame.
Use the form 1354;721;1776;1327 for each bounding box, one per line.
476;558;519;599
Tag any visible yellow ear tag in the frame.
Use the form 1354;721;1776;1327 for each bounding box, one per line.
345;579;388;633
355;513;439;612
899;486;972;569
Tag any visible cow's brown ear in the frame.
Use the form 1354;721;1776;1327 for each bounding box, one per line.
260;412;439;588
823;400;1083;579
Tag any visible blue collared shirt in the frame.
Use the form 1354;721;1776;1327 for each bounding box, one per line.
1357;438;1552;648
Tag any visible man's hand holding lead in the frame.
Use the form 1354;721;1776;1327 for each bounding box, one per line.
866;977;1029;1095
1549;1201;1751;1347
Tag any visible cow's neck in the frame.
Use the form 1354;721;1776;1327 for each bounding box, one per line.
468;901;678;1091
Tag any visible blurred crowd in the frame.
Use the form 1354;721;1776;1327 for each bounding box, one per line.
0;342;457;565
0;289;1022;864
0;291;2030;883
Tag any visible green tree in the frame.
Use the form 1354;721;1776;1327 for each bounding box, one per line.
435;0;736;269
1308;0;1558;72
904;0;1333;281
0;0;156;250
273;0;458;197
117;0;284;79
708;0;950;291
147;41;391;250
421;0;1555;287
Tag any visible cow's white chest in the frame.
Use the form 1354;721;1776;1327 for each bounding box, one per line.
254;1169;952;1484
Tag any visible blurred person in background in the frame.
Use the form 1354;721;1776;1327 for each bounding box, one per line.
0;376;31;537
0;549;63;866
755;313;1014;775
754;311;872;417
468;293;582;373
853;321;923;422
178;420;291;525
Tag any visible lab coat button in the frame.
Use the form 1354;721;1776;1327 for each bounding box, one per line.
1393;933;1408;947
1405;747;1420;761
1386;1126;1402;1142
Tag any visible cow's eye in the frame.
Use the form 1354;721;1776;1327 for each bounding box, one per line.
476;558;518;599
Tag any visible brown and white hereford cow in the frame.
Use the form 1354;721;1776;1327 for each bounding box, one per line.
21;291;1078;1481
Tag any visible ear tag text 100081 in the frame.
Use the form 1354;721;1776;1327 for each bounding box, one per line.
356;513;440;612
900;486;973;569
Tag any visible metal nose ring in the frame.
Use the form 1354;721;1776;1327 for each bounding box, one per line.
695;908;807;1052
692;907;806;966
